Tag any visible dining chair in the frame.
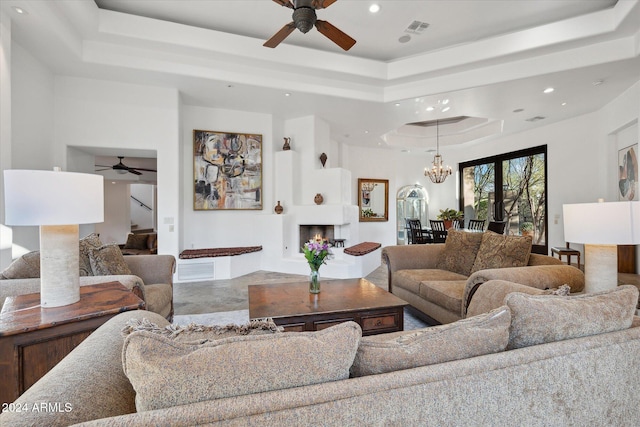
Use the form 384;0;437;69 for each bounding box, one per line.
468;219;485;231
406;218;430;244
429;220;447;243
487;221;507;234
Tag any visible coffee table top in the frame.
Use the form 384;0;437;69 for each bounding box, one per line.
248;278;407;320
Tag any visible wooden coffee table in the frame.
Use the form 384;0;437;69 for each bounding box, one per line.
248;278;408;336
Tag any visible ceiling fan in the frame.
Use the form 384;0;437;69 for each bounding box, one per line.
95;156;157;176
264;0;356;51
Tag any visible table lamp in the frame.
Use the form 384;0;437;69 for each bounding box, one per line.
563;201;639;293
4;168;104;307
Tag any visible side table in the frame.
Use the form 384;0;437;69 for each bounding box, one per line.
0;281;145;405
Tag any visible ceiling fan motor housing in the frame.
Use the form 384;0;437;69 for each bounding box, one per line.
292;7;316;33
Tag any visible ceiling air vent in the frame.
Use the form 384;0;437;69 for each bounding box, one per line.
525;116;546;122
404;20;430;35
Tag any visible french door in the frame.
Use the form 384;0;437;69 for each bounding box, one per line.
459;145;548;254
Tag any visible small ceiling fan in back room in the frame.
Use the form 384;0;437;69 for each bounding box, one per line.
95;156;157;176
264;0;356;51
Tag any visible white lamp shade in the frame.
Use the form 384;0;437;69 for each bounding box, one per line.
4;169;104;226
563;201;640;245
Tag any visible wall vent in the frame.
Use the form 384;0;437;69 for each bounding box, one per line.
178;260;214;281
404;20;430;35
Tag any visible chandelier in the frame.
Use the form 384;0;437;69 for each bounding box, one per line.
424;120;452;184
361;182;377;192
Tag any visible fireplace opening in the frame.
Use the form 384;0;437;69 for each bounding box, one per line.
299;225;335;252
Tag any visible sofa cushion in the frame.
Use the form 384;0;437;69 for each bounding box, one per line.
124;233;149;250
505;285;639;349
350;306;510;377
471;231;532;274
79;233;103;276
436;229;484;276
89;244;132;276
144;283;173;319
122;317;283;344
395;269;467;295
0;251;41;279
419;280;467;315
123;321;362;411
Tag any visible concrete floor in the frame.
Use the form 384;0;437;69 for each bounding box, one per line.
174;265;389;315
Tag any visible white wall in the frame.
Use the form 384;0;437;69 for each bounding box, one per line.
130;183;155;231
0;11;12;267
96;182;130;244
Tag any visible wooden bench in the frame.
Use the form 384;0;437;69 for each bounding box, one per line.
180;246;262;259
344;242;381;256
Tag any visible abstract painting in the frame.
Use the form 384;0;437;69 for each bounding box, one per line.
193;130;262;210
618;144;638;201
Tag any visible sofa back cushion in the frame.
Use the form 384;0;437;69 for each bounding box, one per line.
505;285;639;349
123;321;361;411
350;307;510;377
470;231;532;274
436;229;484;276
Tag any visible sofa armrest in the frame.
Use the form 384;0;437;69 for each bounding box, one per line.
0;310;169;427
382;245;445;292
466;279;546;317
79;275;146;302
124;255;175;288
0;278;41;308
462;265;585;317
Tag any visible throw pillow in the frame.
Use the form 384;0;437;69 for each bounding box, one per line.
350;307;510;377
0;251;41;279
89;244;132;276
470;231;532;274
121;317;284;344
124;233;149;250
123;321;362;411
436;229;484;276
505;285;639;350
79;233;103;276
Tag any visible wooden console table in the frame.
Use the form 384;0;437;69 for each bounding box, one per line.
0;281;144;404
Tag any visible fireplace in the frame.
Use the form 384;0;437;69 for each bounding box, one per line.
299;225;335;251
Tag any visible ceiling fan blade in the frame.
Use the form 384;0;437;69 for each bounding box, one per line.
315;20;356;51
132;168;157;172
127;169;142;176
95;164;113;168
95;167;112;172
263;22;296;48
313;0;338;9
273;0;294;8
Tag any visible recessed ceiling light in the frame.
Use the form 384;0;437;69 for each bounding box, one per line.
442;106;450;112
12;6;27;14
284;93;291;97
398;35;411;43
543;87;555;94
369;4;380;13
364;130;369;134
227;84;233;88
561;102;567;106
401;149;410;153
592;79;604;86
394;103;401;107
442;99;450;105
426;106;435;112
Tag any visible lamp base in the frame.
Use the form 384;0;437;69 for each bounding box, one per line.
40;225;80;307
584;244;617;293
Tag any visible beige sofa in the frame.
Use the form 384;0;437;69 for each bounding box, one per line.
382;230;585;324
0;254;176;320
1;283;638;426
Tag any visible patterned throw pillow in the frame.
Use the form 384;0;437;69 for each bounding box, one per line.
436;229;484;276
350;307;510;377
89;244;132;276
505;285;639;349
79;233;103;276
121;317;284;344
0;251;41;279
470;231;532;274
123;321;362;411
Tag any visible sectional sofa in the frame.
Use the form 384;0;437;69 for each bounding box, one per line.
383;229;585;324
1;284;638;426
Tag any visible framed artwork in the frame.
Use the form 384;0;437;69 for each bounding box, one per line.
618;144;638;201
193;130;262;210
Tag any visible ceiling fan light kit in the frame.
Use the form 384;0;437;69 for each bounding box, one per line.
264;0;355;51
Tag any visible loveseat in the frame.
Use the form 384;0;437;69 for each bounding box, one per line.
0;233;175;320
119;232;158;256
1;284;638;426
382;229;585;324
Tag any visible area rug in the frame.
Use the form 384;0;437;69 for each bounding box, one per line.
174;308;429;330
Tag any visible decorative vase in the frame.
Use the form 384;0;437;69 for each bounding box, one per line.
319;152;327;167
283;137;291;151
314;193;324;205
274;201;283;214
309;269;320;294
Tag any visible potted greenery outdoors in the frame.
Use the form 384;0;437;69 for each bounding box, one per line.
437;208;464;230
521;221;534;237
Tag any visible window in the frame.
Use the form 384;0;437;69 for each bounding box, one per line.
459;145;548;254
